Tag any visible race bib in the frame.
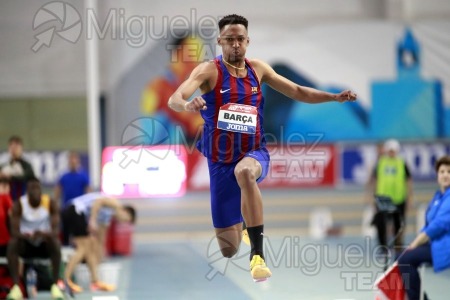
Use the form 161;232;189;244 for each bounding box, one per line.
217;103;258;134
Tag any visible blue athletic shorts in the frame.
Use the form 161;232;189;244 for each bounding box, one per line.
208;147;270;228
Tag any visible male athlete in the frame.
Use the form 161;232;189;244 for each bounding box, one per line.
168;14;357;282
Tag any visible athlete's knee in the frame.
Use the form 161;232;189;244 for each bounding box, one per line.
216;233;240;258
234;166;256;187
220;246;238;258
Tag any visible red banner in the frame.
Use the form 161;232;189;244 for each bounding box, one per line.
260;145;336;188
187;144;336;190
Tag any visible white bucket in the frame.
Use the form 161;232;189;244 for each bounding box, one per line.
74;264;90;288
309;207;333;240
98;262;121;286
74;262;121;287
361;205;377;238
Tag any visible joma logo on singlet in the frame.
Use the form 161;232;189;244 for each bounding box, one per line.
223;112;253;124
226;124;248;131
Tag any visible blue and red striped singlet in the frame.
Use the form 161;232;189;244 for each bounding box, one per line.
196;55;267;163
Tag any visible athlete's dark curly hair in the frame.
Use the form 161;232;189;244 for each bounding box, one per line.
218;14;248;31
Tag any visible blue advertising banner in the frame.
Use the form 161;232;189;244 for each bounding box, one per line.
339;142;450;185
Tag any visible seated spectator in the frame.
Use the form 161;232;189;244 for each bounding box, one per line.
54;151;90;245
398;156;450;300
62;193;136;293
6;178;64;300
0;136;36;202
0;178;13;256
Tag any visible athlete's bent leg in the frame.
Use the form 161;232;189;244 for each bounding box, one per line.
64;237;89;293
215;223;243;258
235;157;264;258
235;157;263;227
234;157;271;281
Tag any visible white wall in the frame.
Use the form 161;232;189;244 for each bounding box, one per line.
0;0;449;98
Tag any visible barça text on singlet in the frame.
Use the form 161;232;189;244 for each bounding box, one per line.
217;103;258;134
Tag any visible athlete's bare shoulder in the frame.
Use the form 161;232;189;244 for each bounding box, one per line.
248;58;271;69
193;60;218;93
192;60;217;79
247;58;273;83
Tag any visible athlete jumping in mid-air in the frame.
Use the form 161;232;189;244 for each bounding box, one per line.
168;14;357;281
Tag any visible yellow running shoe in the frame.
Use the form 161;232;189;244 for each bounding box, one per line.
250;254;272;282
50;284;64;300
66;279;83;293
90;281;116;292
6;284;23;300
242;228;250;246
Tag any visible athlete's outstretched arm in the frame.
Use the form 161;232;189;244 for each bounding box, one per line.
254;59;357;103
168;62;214;112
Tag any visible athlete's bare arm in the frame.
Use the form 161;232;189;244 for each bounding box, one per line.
168;61;217;112
251;59;357;103
49;198;60;237
88;197;122;233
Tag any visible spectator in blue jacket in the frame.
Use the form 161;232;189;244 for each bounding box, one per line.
54;151;90;245
398;155;450;300
54;151;90;208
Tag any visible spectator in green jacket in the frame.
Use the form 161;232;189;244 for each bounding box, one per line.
367;139;413;252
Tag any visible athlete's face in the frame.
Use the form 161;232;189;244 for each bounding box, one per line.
437;164;450;192
68;152;80;171
8;141;23;159
27;181;42;208
218;24;249;63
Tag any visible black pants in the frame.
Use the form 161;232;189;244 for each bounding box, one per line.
61;205;89;238
398;244;432;300
60;209;70;246
372;202;406;249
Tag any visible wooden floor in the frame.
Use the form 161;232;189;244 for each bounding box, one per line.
125;186;435;242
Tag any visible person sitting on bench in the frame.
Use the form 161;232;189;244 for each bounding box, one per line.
6;177;64;300
398;156;450;300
